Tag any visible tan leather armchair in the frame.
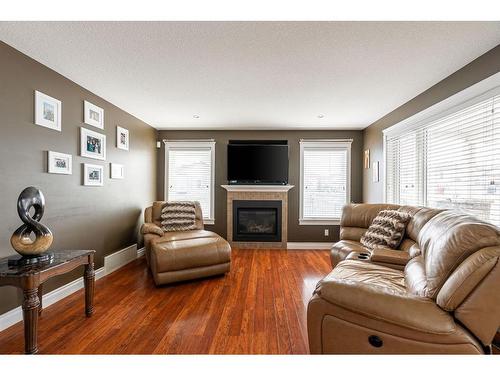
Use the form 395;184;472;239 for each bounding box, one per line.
308;210;500;354
141;201;231;285
331;203;444;269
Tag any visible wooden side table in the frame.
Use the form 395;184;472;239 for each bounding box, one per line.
0;250;95;354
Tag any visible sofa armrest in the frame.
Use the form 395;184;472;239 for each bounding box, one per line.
141;223;163;236
370;246;410;266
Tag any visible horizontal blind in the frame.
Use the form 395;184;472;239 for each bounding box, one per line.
426;95;500;226
167;147;212;219
302;146;348;219
385;93;500;226
386;131;424;206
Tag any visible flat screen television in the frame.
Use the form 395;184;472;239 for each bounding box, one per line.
227;140;288;185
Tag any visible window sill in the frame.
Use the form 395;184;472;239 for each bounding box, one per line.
204;219;215;225
299;219;340;226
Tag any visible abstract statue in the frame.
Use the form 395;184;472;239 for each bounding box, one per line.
10;187;53;257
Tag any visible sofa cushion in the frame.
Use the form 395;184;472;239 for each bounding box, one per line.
314;260;459;335
154;229;219;244
398;206;444;242
161;201;197;232
330;240;367;267
360;210;411;250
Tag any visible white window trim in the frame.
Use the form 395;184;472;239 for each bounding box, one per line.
163;139;216;224
299;139;352;225
383;72;500;204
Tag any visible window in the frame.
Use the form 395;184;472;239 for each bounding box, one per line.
385;89;500;226
299;139;352;225
164;140;215;224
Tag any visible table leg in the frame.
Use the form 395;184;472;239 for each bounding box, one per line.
37;285;43;316
84;259;95;317
22;288;40;354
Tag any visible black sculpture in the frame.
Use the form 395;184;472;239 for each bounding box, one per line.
10;187;53;257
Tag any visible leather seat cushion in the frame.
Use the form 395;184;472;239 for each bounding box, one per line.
153;229;219;244
152;235;231;273
330;240;368;267
315;260;457;334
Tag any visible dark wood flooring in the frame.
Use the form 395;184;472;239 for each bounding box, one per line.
0;249;331;354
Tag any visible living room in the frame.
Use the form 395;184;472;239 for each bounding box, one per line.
1;1;499;373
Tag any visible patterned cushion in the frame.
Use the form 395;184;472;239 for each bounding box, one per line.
360;210;411;250
161;201;197;232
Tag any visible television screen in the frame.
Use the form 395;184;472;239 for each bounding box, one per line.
227;141;288;184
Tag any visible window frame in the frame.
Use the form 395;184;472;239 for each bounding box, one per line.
383;75;500;218
163;140;216;225
299;139;352;225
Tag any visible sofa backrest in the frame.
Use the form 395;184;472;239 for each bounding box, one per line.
405;210;500;346
339;203;442;250
416;211;500;298
340;203;400;241
145;200;204;230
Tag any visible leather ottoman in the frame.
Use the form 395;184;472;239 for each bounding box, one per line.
149;234;231;286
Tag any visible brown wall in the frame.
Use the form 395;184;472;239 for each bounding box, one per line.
363;44;500;203
157;130;364;242
0;42;157;315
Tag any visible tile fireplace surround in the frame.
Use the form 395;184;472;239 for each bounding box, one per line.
221;185;294;249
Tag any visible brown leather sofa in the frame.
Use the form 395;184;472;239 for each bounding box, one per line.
308;206;500;354
331;203;444;269
141;201;231;286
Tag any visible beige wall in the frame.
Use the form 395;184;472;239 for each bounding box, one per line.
157;130;364;242
0;42;157;315
363;44;500;203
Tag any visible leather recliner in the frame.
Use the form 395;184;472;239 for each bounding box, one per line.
141;201;231;285
331;203;444;269
308;209;500;354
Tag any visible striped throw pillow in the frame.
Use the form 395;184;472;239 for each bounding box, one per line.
360;210;411;250
161;201;197;232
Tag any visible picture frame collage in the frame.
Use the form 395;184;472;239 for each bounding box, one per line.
36;90;130;186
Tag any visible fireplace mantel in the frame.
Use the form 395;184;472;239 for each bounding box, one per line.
222;185;293;249
221;184;294;193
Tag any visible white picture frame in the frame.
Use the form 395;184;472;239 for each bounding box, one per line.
110;163;124;179
116;126;129;151
83;163;104;186
35;91;62;132
84;100;104;129
47;151;72;175
372;161;380;183
81;127;106;160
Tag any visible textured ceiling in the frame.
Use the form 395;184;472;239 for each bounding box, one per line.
1;21;499;130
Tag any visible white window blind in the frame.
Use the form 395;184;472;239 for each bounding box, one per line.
165;141;215;222
300;140;352;224
385;92;500;226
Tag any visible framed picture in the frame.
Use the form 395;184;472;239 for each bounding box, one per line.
81;127;106;160
83;163;104;186
110;163;124;179
35;91;62;131
84;101;104;129
48;151;72;175
117;126;129;151
372;161;380;182
364;149;370;169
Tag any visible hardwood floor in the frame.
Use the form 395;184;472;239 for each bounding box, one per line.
0;249;331;354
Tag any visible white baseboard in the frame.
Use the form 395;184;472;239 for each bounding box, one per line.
0;245;144;332
286;242;334;250
104;244;138;275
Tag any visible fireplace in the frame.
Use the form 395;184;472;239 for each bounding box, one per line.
233;200;282;242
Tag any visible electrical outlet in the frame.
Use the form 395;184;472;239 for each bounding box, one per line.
324;229;329;237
